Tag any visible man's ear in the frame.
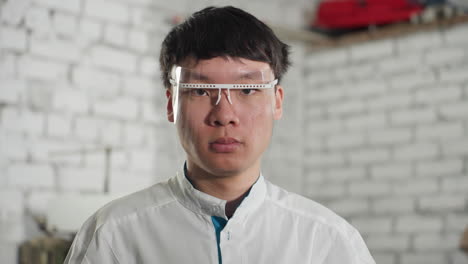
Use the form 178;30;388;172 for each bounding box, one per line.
273;85;284;120
166;89;174;123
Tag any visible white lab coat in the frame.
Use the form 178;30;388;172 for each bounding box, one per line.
64;171;376;264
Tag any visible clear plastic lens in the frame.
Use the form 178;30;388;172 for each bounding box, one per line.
170;66;277;123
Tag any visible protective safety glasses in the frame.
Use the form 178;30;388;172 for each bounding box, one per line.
169;65;278;123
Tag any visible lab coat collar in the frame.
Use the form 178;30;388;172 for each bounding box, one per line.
170;169;267;221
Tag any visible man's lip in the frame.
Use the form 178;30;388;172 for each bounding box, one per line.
211;137;240;144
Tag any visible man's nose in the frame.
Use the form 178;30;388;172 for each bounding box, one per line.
208;90;240;127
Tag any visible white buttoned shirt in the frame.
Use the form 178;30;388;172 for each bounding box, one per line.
64;171;376;264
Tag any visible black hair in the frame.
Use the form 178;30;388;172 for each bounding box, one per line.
159;6;291;89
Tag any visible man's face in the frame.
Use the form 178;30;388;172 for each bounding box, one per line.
166;57;284;177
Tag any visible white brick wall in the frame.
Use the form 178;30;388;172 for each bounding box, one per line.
306;22;468;264
2;0;468;263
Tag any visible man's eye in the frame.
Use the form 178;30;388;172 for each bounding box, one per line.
240;89;256;95
192;89;209;96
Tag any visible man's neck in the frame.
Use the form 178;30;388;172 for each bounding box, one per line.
185;162;260;218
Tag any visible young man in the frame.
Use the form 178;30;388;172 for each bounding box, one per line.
65;6;375;264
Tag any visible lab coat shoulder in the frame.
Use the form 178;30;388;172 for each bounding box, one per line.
64;180;177;264
264;181;376;264
94;179;176;226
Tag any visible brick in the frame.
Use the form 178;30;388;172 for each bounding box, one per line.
414;233;461;251
305;70;335;86
372;253;397;264
391;108;437;125
450;252;468;264
306;48;349;69
52;12;78;37
440;64;468;83
370;163;413;180
395;143;439;161
415;85;462;105
335;63;375;81
104;24;127;46
349;148;391;165
446;214;468;233
442;176;468;193
307;84;344;103
52;88;89;113
0;78;26;104
130;149;154;172
393;178;438;195
84;0;129;24
26;190;56;216
89;45;137;73
0;0;31;25
369;128;412;146
33;0;81;14
389;70;436;91
24;6;52;35
140;56;159;77
350;217;392;234
419;195;466;212
58;166;104;192
94;97;139;120
0;190;24;242
396;215;443;233
0;53;16;78
305;184;346;200
445;24;468;45
425;47;466;66
110;171;155;195
396;30;444;51
128;30;149;53
350;39;394;62
372;197;415;214
72;66;121;95
326;133;365;149
349;181;391;197
7;163;55;188
345;113;387;131
327;198;370;217
367;93;412;111
440;101;468;119
366;235;410;251
305;153;346;168
46;113;72;137
30;35;81;62
1;107;45;135
0;26;27;52
0;132;28;160
416;158;463;177
327;100;365;116
74;116;99;141
415;122;464;141
110;150;129;168
326;167;366;182
0;243;18;262
123;75;156;97
98;119;122;145
142;101;164;123
123;123;146;146
378;54;422;75
29;138;82;164
442;139;468;156
18;56;68;81
400;253;445;264
130;7;169;31
79;19;103;40
347;79;387;98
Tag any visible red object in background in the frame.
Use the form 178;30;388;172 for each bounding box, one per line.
313;0;424;29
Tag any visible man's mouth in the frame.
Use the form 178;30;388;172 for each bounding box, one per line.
209;137;241;153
